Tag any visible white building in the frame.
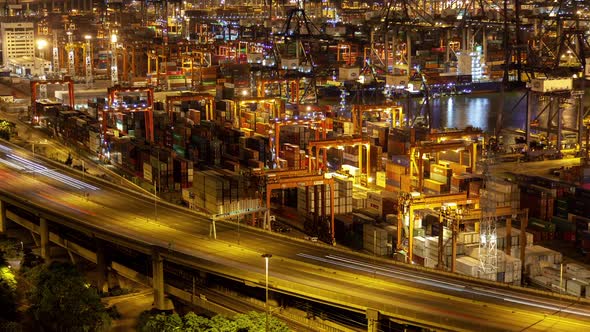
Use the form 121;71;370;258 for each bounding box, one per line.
1;22;35;66
6;56;50;78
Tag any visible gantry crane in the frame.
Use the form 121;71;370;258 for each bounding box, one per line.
110;32;119;86
257;78;300;104
306;137;370;175
263;173;335;244
165;93;215;122
436;202;530;274
146;44;168;88
397;192;475;264
409;139;479;193
438;203;464;272
351;104;404;135
104;85;155;143
268;116;327;168
274;7;333;104
30;78;75;123
336;42;360;66
231;97;285;130
180;50;212;88
522;0;590;79
64;39;91;79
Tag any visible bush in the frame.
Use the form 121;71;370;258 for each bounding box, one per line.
137;310;290;332
24;262;111;331
107;305;121;320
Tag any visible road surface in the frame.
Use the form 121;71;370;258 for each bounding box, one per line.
0;142;589;331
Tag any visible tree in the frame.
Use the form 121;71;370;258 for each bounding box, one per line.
25;262;111;332
182;312;211;331
140;313;182;332
138;310;290;332
234;311;290;332
20;248;44;270
209;315;237;331
0;249;17;322
0;120;13;141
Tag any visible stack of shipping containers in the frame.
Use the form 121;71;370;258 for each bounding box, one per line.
296;175;354;216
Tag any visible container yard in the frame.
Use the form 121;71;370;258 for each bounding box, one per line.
5;0;590;295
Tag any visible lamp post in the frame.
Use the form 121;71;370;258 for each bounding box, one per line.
152;149;160;222
261;253;272;332
35;39;47;78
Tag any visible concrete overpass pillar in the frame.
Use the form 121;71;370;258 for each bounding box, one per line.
96;241;109;293
40;217;50;261
152;249;173;311
366;308;379;332
0;200;6;235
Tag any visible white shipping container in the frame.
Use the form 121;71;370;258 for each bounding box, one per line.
532;275;552;288
385;74;408;87
325;26;346;36
566;279;587;297
247;53;264;64
339;66;360;81
281;58;299;70
424;257;437;269
530;78;573;92
478;271;497;281
456;256;480;277
566;263;590;279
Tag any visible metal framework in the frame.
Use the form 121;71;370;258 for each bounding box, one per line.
439;203;463;272
105;85;155;143
397;192;475;263
265;174;335;243
268;116;327;168
306;137;370;174
478;159;497;279
165;93;215;122
352;104;404;135
273;7;332;104
525;88;585;153
409;140;478;192
30;78;75;122
257;79;300;104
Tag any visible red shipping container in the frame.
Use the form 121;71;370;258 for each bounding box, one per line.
563;232;576;241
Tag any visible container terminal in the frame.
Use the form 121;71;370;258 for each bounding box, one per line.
2;0;590;316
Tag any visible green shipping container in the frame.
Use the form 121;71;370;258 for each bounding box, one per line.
552;216;575;232
528;217;556;232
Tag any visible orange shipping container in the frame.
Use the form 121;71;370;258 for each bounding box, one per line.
387;161;408;175
400;174;411;192
255;123;267;135
424;179;447;193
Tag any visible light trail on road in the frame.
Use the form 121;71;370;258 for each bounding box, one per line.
299;253;590;318
0;148;99;191
1;141;589;331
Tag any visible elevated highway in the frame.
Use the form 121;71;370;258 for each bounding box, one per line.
0;142;589;331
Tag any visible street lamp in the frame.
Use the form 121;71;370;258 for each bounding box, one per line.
35;39;48;77
261;253;272;332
